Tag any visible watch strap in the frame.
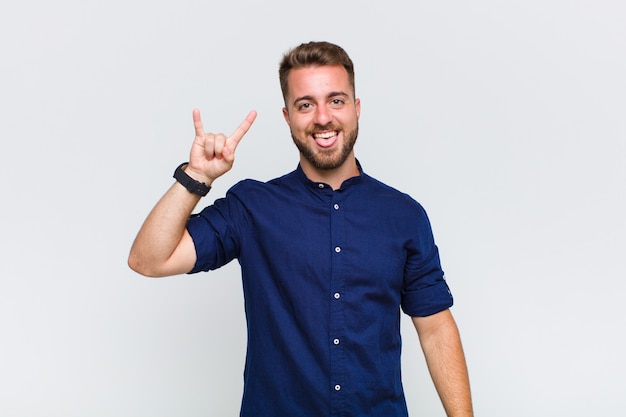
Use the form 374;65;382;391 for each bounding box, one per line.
173;162;211;196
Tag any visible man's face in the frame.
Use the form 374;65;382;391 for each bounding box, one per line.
282;65;361;171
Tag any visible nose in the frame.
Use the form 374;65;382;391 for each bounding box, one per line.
313;105;332;126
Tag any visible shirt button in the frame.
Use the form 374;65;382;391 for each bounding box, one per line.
333;203;339;210
333;338;340;345
334;384;341;391
333;292;341;299
334;246;341;253
318;183;325;189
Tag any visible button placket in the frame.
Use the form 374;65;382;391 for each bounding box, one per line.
329;194;346;414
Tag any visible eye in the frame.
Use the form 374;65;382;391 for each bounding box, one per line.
329;98;345;108
298;102;312;111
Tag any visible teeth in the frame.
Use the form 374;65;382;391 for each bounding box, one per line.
313;131;337;139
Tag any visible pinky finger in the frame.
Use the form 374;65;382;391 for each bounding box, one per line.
193;109;205;138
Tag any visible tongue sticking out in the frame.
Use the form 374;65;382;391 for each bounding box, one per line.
313;131;338;148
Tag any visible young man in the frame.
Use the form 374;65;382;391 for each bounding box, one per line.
129;41;473;417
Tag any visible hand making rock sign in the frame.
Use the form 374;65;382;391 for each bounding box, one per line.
185;108;257;185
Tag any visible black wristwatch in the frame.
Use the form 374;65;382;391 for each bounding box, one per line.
173;162;211;196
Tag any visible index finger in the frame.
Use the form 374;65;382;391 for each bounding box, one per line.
228;110;257;148
192;108;205;138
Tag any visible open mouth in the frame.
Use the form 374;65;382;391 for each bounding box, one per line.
312;130;339;148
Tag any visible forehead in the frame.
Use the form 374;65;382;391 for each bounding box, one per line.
286;65;352;99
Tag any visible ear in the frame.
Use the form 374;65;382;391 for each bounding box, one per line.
355;98;361;119
282;107;291;126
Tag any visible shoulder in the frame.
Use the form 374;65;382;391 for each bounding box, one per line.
361;173;426;213
227;170;297;199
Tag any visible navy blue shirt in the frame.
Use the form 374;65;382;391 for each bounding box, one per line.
186;163;453;417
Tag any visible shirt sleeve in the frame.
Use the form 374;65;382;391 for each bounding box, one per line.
400;203;454;317
185;187;249;274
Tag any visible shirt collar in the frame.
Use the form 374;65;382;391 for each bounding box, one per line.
294;159;364;191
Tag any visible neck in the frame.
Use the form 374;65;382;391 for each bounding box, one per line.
300;154;360;190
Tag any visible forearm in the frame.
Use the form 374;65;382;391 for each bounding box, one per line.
128;181;202;277
128;108;255;277
413;310;473;417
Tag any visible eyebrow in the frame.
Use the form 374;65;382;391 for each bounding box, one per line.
292;91;350;106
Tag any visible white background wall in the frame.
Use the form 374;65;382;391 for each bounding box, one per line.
1;1;624;416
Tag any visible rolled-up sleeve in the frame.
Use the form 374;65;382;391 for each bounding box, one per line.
186;188;248;274
400;205;453;317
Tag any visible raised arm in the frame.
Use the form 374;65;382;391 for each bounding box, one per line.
412;309;474;417
128;109;256;277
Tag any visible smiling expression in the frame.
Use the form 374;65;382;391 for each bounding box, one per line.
283;65;361;172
